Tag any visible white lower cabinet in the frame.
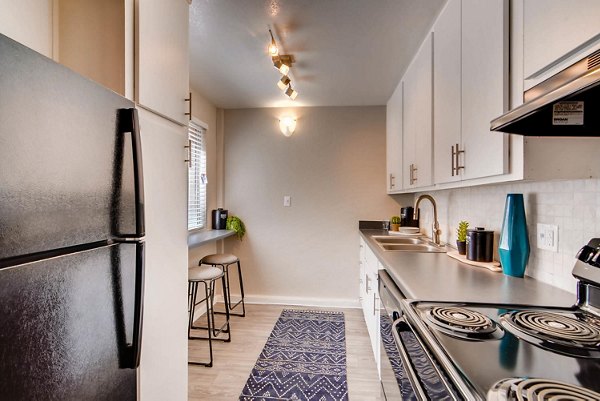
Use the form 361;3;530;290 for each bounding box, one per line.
359;238;380;377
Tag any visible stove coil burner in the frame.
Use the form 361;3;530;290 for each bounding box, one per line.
425;306;503;340
488;378;600;401
500;310;600;357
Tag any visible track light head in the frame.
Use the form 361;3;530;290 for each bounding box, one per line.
285;85;298;100
268;29;279;56
277;76;291;91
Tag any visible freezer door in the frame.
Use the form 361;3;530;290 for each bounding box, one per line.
0;242;144;400
0;34;144;260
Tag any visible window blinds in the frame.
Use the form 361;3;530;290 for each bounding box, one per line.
188;122;207;230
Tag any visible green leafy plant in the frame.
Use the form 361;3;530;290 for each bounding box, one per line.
390;216;401;225
226;215;246;240
456;220;469;242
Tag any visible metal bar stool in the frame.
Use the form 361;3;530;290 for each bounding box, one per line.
188;265;231;367
199;253;246;317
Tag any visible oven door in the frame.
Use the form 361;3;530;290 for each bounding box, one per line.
379;271;405;400
379;271;466;401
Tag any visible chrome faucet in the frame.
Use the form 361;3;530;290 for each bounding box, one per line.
414;194;442;245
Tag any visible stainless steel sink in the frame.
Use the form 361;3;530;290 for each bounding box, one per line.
379;243;446;252
372;236;424;244
372;236;446;253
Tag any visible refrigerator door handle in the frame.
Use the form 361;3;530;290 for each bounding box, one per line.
118;108;145;238
129;241;145;369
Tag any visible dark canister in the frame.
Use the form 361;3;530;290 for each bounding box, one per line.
400;207;419;227
466;227;494;262
211;208;228;229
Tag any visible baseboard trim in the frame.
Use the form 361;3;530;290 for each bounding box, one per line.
242;294;361;309
192;295;360;321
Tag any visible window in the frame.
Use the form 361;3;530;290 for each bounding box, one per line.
187;122;207;230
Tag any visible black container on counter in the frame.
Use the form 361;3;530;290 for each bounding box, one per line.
211;208;228;229
400;207;420;227
466;227;494;262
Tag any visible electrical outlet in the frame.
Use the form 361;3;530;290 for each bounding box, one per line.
537;223;558;252
283;195;291;207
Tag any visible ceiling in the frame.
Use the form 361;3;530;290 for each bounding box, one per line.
189;0;446;109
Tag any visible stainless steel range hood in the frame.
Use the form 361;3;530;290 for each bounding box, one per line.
491;49;600;136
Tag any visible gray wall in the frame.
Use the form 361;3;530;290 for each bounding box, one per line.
223;106;407;306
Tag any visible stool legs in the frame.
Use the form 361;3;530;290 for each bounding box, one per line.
212;261;246;318
188;275;231;367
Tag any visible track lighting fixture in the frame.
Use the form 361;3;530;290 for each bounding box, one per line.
277;76;291;91
267;29;298;100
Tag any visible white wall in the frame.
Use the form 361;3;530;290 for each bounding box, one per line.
0;0;53;57
416;178;600;294
222;106;408;307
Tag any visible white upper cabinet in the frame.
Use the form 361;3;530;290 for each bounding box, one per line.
460;0;508;180
136;0;190;126
386;81;403;193
523;0;600;82
419;0;508;188
403;33;433;190
433;0;462;185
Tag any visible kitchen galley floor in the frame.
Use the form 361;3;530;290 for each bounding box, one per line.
188;304;382;401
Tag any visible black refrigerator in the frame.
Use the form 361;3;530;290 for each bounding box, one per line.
0;34;144;400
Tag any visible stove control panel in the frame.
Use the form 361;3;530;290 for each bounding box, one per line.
576;238;600;267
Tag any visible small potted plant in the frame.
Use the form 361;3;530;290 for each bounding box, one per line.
226;215;246;240
390;216;401;231
456;220;469;255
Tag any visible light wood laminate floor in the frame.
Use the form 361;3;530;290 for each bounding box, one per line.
188;303;382;401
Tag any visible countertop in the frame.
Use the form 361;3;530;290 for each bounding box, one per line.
360;229;575;307
188;229;235;248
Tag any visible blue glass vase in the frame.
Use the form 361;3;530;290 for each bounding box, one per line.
498;194;530;278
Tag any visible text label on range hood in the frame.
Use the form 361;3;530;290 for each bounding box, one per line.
491;48;600;136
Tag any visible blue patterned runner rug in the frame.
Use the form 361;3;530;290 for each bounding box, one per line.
239;309;348;401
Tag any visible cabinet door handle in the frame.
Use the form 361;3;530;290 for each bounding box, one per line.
409;164;418;185
373;293;378;316
389;173;395;189
455;143;465;174
451;145;456;176
185;92;192;121
365;274;371;293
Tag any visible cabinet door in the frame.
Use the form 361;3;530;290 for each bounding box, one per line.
359;239;367;306
523;0;600;80
403;34;433;189
433;0;462;185
136;0;189;125
461;0;508;180
137;108;189;401
386;81;403;192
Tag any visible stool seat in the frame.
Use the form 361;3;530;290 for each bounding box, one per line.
189;266;223;281
201;253;239;265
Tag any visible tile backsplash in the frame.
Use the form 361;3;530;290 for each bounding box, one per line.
415;178;600;294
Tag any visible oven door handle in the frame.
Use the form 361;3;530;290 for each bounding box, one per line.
391;317;430;400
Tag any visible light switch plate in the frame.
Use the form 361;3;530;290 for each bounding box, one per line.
537;223;558;252
283;195;291;207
